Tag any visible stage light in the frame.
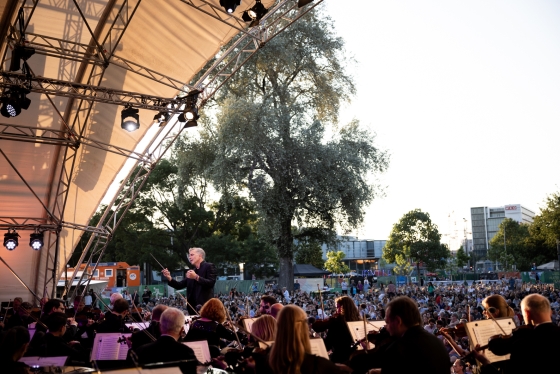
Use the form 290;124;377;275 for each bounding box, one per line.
183;120;198;129
153;111;170;126
242;0;268;27
9;44;35;72
220;0;241;13
121;106;140;132
29;231;44;251
298;0;314;7
178;89;200;125
1;87;31;118
4;229;20;251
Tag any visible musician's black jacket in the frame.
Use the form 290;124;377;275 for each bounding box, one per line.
167;261;217;314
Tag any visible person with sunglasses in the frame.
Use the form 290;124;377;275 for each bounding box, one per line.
259;295;276;316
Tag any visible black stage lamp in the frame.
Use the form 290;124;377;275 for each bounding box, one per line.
121;106;140;132
220;0;241;13
9;44;35;72
242;0;268;27
153;111;170;126
29;231;44;251
4;229;20;251
1;87;31;118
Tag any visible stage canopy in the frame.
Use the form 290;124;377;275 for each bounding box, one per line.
0;0;321;303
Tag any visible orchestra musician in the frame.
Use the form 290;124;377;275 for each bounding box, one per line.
162;247;217;315
96;298;129;333
129;304;168;350
312;295;361;363
474;294;560;374
365;296;450;374
129;307;197;373
42;312;90;364
259;295;276;316
183;298;237;357
0;326;30;374
265;305;343;374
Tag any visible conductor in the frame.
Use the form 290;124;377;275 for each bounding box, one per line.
162;247;217;315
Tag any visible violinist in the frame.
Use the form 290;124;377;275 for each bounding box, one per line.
475;294;560;374
42;312;90;364
365;296;450;374
183;298;237;357
129;304;168;350
96;298;130;333
129;307;197;373
311;295;360;363
259;295;276;316
260;305;343;374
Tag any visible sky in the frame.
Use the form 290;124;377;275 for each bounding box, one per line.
322;1;560;249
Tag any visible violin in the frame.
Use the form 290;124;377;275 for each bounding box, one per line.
486;324;534;356
438;323;468;338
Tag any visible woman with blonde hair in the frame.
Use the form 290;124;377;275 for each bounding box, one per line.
481;295;515;319
251;314;277;342
268;305;341;374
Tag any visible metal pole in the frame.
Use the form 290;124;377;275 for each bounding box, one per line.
503;222;507;271
556;239;560;271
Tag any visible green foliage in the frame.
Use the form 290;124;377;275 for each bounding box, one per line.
488;218;528;270
295;240;325;269
456;246;469;268
195;8;388;289
383;209;449;272
324;251;350;275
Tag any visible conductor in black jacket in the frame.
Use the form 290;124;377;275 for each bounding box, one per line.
162;247;217;315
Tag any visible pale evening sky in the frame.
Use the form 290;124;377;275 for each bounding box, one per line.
324;0;560;249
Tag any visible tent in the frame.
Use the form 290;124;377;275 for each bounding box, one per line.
537;261;559;270
293;264;330;277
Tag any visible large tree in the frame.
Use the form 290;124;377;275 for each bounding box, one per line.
488;218;530;270
383;209;449;274
199;7;388;289
528;192;560;267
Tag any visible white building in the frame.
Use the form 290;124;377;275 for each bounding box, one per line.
470;204;535;263
321;236;386;275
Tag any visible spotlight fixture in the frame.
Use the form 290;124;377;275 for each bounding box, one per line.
220;0;241;13
9;44;35;72
1;87;31;118
153;111;170;125
29;231;44;250
121;106;140;132
4;229;20;251
297;0;314;7
242;0;268;27
178;89;201;126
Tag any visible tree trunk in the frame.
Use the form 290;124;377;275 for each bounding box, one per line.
277;218;294;291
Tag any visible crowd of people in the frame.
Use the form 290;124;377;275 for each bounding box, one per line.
1;247;560;373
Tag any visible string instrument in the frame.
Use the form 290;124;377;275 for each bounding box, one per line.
439;323;468;338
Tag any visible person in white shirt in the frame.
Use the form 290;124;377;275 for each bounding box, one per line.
283;287;291;303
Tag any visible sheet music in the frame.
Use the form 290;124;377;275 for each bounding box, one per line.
242;318;257;333
309;338;329;359
183;340;211;364
91;333;131;361
126;322;149;330
101;369;182;374
19;356;68;366
465;318;516;363
346;321;386;350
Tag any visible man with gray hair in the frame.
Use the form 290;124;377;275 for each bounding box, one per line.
130;307;196;373
482;294;560;374
162;247;217;315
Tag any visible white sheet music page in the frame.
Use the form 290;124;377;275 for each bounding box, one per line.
242;318;257;333
183;340;211;364
91;332;132;361
465;318;516;363
346;321;385;350
309;338;329;359
19;356;68;366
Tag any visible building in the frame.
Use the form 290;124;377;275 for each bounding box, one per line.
321;236;386;275
470;204;535;260
64;262;141;289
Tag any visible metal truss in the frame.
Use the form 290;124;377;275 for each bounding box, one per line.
0;0;322;299
0;72;184;112
193;0;325;104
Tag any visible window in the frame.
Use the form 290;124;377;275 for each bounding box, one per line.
93;270;99;277
105;269;113;277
